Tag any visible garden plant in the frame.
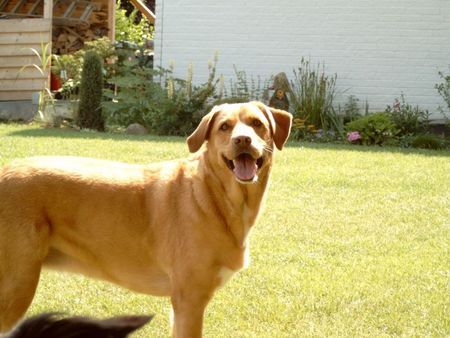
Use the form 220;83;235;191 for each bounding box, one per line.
19;41;56;125
289;58;344;139
77;50;105;131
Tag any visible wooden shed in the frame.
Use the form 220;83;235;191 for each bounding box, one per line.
0;0;115;102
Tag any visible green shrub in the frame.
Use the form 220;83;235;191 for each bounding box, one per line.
115;0;153;45
103;60;165;129
52;37;116;83
385;94;430;136
78;51;105;131
52;37;117;101
160;56;222;135
346;112;396;145
104;55;222;136
290;58;344;139
411;134;446;150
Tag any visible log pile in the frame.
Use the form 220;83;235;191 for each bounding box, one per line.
52;0;109;54
52;23;109;54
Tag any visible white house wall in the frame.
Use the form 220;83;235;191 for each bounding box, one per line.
154;0;450;119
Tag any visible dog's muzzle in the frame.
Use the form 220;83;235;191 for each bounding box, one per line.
223;152;264;183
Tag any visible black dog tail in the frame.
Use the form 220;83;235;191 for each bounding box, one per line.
7;313;154;338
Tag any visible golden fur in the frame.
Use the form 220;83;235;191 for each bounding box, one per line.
0;102;292;337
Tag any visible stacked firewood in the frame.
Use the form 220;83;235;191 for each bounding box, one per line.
52;1;109;54
53;24;108;54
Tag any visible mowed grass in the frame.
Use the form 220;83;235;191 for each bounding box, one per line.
0;123;449;337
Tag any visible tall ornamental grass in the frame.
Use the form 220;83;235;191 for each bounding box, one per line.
290;58;343;137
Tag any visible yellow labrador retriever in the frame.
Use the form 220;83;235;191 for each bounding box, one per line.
0;101;292;337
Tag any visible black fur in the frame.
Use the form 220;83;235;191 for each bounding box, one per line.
7;313;153;338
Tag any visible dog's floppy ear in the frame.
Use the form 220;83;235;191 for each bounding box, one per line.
270;106;293;150
252;102;292;150
187;105;221;153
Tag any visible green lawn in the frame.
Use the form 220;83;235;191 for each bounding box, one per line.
1;124;449;337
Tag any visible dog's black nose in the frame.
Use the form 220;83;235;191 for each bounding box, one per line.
233;135;252;145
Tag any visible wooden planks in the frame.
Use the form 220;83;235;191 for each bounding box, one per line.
0;78;48;91
43;0;52;19
0;18;51;101
0;55;46;68
0;67;44;79
0;44;43;56
0;18;51;32
0;32;51;45
0;91;35;101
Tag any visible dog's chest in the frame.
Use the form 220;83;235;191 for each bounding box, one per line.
217;244;251;288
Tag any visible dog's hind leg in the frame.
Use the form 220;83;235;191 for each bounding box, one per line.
0;220;49;333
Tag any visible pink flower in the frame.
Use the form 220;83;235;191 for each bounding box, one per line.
347;131;361;142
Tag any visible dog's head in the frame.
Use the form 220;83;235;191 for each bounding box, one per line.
187;101;292;184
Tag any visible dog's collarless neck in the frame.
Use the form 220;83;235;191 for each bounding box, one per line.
199;151;270;247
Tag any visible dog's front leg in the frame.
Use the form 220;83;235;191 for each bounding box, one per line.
170;274;215;338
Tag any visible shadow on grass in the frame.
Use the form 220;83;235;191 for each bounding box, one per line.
5;127;186;144
286;140;450;158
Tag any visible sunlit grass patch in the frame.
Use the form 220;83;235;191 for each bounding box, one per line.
0;124;448;337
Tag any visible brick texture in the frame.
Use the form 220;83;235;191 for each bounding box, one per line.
154;0;450;119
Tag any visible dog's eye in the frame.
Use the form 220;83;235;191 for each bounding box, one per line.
220;123;229;131
252;119;262;128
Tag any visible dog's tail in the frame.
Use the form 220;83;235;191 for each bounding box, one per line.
6;313;153;338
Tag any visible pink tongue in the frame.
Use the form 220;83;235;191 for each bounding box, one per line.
233;155;257;181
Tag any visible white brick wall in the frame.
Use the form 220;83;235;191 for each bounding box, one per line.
154;0;450;120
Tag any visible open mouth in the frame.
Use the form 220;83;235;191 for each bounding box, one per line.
223;153;264;182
